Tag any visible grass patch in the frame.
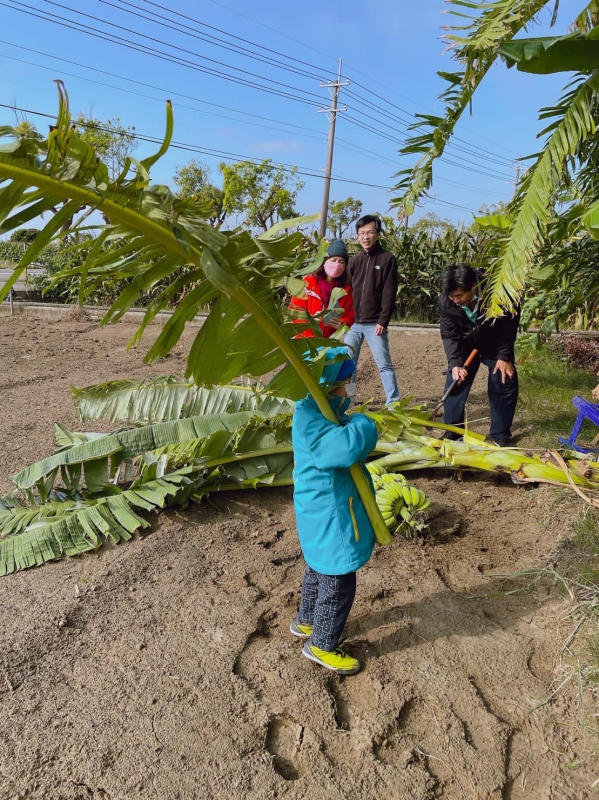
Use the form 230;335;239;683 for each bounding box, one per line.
516;343;597;450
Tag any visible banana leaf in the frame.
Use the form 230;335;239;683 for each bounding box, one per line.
500;33;599;74
71;377;295;423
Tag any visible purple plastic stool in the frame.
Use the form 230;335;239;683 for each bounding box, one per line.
559;395;599;454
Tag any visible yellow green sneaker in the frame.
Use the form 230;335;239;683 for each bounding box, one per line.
301;641;361;675
290;615;313;638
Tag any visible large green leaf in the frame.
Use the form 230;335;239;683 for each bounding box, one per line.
13;411;271;492
71;377;295;423
501;33;599;74
485;70;599;315
583;197;599;235
391;0;549;214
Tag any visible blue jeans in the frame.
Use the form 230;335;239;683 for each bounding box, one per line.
443;356;519;441
299;565;356;651
345;323;400;405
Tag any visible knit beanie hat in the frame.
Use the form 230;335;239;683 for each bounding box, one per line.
327;238;349;263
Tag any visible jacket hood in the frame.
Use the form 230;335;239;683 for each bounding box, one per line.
319;346;356;385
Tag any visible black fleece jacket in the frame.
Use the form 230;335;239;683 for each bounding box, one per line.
347;242;398;328
438;278;520;368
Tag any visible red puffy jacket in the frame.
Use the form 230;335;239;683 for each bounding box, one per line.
290;273;355;338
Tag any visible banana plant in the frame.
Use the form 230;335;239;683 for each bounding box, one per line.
3;385;599;575
0;83;393;548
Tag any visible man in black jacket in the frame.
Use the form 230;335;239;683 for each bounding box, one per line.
345;215;400;405
439;263;519;446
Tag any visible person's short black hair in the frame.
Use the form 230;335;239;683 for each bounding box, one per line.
355;214;382;234
440;263;477;295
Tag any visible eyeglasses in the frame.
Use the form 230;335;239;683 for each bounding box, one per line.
358;230;377;237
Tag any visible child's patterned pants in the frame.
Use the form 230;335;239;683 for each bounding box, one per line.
298;565;356;651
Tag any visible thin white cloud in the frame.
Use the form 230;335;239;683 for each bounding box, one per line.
247;140;303;153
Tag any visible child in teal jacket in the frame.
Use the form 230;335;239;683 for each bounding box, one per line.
291;348;378;675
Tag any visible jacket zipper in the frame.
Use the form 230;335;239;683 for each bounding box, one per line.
358;254;370;318
348;496;360;542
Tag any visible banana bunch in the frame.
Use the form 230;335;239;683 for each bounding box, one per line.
368;464;430;538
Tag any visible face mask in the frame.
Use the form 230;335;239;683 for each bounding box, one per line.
345;382;357;399
324;258;345;279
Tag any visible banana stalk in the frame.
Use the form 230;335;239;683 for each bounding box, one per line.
372;431;599;490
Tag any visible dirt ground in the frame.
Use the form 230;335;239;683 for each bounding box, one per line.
0;315;597;799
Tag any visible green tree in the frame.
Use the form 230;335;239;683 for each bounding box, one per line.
173;158;211;196
74;113;137;181
173;159;227;227
409;212;460;238
219;159;304;232
327;197;363;238
9;228;39;245
14;119;43;141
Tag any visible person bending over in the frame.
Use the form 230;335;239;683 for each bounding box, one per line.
438;263;519;447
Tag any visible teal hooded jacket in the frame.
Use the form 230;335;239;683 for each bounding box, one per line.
292;353;379;575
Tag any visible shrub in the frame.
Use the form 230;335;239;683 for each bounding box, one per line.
550;333;599;375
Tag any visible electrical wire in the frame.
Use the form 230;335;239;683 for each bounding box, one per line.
0;52;329;144
134;0;337;79
0;41;325;137
0;0;321;106
0;101;481;212
2;0;518;183
136;0;518;161
36;0;326;100
133;0;518;168
100;0;331;83
0;54;507;202
0;38;516;198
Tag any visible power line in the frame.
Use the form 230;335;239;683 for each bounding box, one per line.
136;0;337;78
0;46;512;191
0;49;509;201
11;0;518;173
1;1;321;106
3;0;517;183
348;78;519;161
0;101;480;213
152;0;519;159
97;0;324;83
0;51;328;144
0;40;325;137
2;2;520;184
133;0;518;164
0;102;376;189
343;115;513;182
39;0;326;100
107;0;333;82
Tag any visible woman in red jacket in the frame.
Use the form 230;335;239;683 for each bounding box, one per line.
290;239;354;338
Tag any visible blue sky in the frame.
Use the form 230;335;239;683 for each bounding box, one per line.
0;0;587;226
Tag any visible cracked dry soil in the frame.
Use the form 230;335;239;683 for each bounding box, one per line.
0;315;597;799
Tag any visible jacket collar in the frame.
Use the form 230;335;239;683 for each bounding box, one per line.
301;393;350;422
360;241;384;258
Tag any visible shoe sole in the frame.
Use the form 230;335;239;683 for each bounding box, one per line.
301;645;360;675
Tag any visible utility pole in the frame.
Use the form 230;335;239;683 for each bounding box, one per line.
318;59;349;238
512;156;522;195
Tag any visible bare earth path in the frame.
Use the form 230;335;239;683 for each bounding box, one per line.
0;316;597;799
